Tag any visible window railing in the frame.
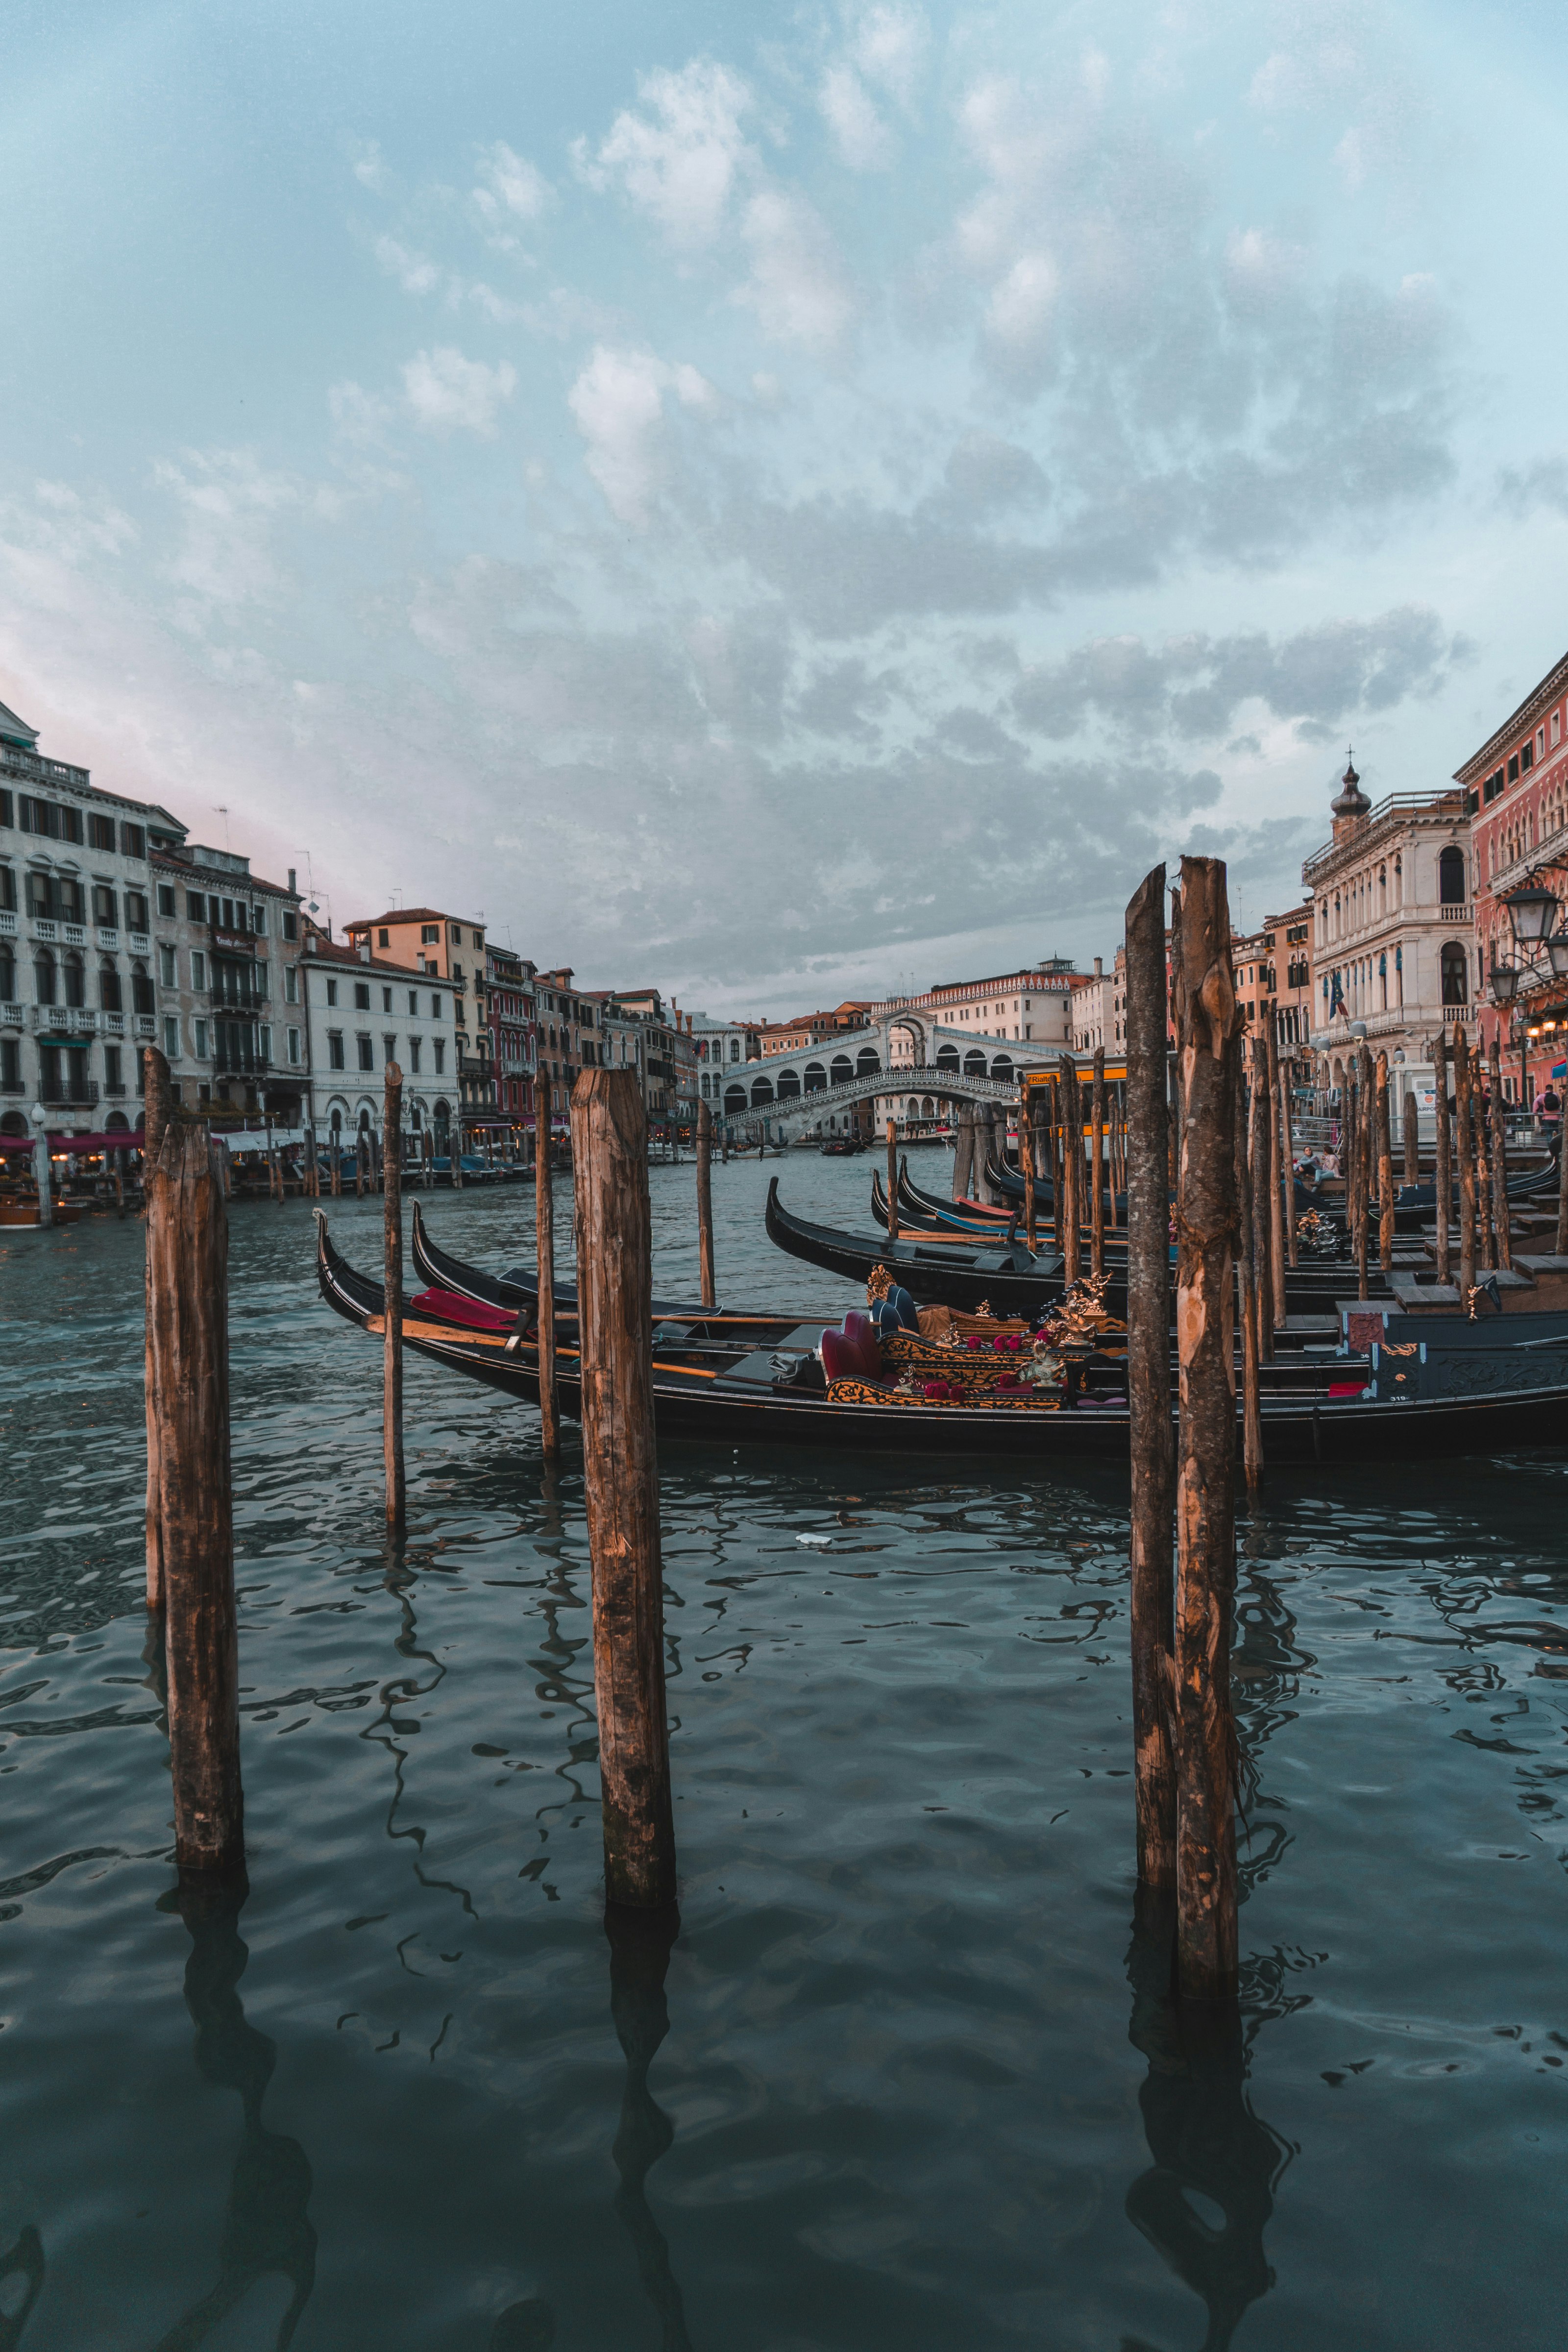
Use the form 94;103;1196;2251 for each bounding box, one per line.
0;911;15;938
97;925;119;949
33;1005;97;1033
127;931;151;956
39;1078;100;1108
1;1003;23;1029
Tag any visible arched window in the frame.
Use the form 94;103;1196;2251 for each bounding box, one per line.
990;1054;1013;1081
750;1075;775;1107
724;1084;747;1115
131;961;154;1015
1441;943;1468;1006
330;1108;343;1135
935;1043;960;1073
1439;846;1467;906
0;944;13;1002
963;1049;986;1076
830;1055;853;1085
62;953;85;1011
34;948;56;1004
434;1100;451;1135
803;1061;827;1092
922;1096;934;1118
98;957;122;1012
856;1046;880;1076
776;1072;800;1099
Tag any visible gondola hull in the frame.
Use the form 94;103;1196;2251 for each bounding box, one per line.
318;1214;1568;1463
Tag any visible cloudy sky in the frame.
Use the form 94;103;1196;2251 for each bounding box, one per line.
4;0;1566;1013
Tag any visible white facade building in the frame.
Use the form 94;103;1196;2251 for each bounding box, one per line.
300;929;461;1151
1303;759;1475;1084
151;844;306;1122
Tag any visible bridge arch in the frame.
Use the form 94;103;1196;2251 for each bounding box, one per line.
856;1045;880;1077
830;1054;853;1085
963;1049;987;1076
804;1061;827;1091
724;1083;748;1115
751;1075;774;1107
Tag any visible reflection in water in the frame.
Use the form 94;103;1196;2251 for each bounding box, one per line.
605;1903;692;2352
150;1873;316;2350
1123;1898;1292;2351
489;2297;556;2349
0;2228;45;2350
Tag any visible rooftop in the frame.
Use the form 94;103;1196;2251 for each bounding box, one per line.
1453;647;1568;784
346;907;481;932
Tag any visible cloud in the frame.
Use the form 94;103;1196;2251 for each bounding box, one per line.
152;450;336;614
472;143;552;244
1497;455;1568;519
401;346;517;437
567;345;716;523
851;4;928;112
1012;608;1469;743
350;139;389;192
736;190;856;351
374;235;443;296
819;65;894;171
576;59;754;248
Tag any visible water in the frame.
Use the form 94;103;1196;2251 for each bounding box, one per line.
3;1149;1567;2350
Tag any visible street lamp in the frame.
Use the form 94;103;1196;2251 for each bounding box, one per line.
1549;931;1568;980
1504;882;1560;944
1490;962;1519;1005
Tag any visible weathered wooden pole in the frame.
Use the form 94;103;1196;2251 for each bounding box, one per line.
1265;1025;1286;1325
330;1132;342;1197
1433;1030;1452;1287
695;1100;716;1310
886;1117;900;1241
1058;1055;1082;1284
450;1118;464;1189
1090;1046;1107;1280
1403;1089;1420;1190
535;1087;560;1462
145;1111;243;1874
1472;1052;1494;1271
355;1132;367;1198
1354;1045;1372;1302
303;1124;318;1199
1021;1094;1037;1253
1488;1032;1512;1272
143;1048;173;1612
1172;854;1240;2001
1235;1036;1263;1489
383;1063;405;1532
1453;1025;1478;1298
571;1069;677;1908
1280;1059;1298;1269
1248;1040;1274;1360
1126;866;1176;1890
30;1107;53;1229
1375;1051;1395;1275
1050;1096;1065;1250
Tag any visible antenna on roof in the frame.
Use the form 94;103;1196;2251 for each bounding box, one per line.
212;805;230;852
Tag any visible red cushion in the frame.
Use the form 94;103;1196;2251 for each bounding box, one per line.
410;1287;515;1333
840;1312;882;1378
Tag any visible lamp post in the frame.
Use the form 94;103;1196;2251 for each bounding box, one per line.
1492;882;1568;1117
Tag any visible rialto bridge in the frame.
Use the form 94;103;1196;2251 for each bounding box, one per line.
709;1010;1063;1142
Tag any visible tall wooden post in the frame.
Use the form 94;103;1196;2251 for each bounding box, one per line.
383;1064;405;1532
1021;1094;1037;1253
886;1118;900;1241
1354;1046;1372;1302
1488;1032;1512;1271
330;1132;342;1197
1090;1046;1106;1280
1172;855;1240;2001
1126;866;1176;1890
451;1117;464;1189
1454;1026;1478;1298
1473;1053;1494;1271
1249;1038;1274;1361
1058;1055;1082;1284
355;1132;367;1198
571;1070;676;1908
695;1100;716;1310
1433;1031;1452;1287
1236;1037;1263;1489
1375;1051;1395;1275
1265;1026;1286;1323
1050;1099;1065;1250
1403;1089;1420;1190
1280;1058;1298;1268
30;1108;52;1228
536;1087;560;1462
145;1115;243;1873
143;1048;173;1611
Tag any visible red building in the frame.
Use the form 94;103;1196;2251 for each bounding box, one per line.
1456;647;1568;1105
485;943;537;1135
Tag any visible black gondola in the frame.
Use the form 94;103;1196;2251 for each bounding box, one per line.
319;1213;1568;1462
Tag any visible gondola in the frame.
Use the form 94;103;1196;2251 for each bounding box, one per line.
318;1212;1568;1463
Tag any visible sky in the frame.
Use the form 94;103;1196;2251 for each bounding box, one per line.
3;0;1568;1016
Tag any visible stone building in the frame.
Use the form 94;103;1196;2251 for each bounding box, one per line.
344;907;492;1138
486;944;538;1135
1069;952;1124;1054
871;958;1086;1048
299;922;460;1152
1456;645;1568;1104
534;968;602;1129
149;843;306;1123
1303;757;1474;1085
0;699;176;1137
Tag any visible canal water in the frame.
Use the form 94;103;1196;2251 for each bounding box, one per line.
2;1150;1566;2350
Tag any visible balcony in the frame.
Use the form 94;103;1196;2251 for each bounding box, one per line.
0;910;15;938
39;1080;100;1110
1;1003;22;1029
31;917;57;943
100;1009;126;1036
0;742;90;788
134;1014;156;1039
34;1004;97;1035
127;931;151;956
97;925;119;950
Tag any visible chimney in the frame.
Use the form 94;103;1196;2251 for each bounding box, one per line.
359;943;370;963
287;867;296;893
1094;956;1103;978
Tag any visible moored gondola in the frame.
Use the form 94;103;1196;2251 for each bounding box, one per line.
318;1211;1568;1462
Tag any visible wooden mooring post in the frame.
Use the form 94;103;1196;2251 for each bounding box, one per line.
886;1118;900;1242
571;1069;677;1908
1375;1050;1395;1276
1090;1047;1106;1282
1021;1094;1037;1254
695;1100;716;1311
1171;855;1241;2000
1280;1058;1298;1269
536;1090;560;1463
1125;866;1176;1891
1353;1045;1372;1302
1433;1030;1451;1287
143;1053;243;1875
1236;1036;1263;1492
383;1064;406;1532
1403;1088;1420;1191
1250;1037;1274;1364
1488;1033;1512;1272
1454;1025;1478;1298
1058;1055;1082;1285
1265;1027;1286;1324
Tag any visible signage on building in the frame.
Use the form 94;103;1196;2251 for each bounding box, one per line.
211;928;266;957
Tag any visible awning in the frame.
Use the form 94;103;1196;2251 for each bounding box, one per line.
0;1128;145;1154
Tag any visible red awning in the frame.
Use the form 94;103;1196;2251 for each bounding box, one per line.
0;1129;145;1154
